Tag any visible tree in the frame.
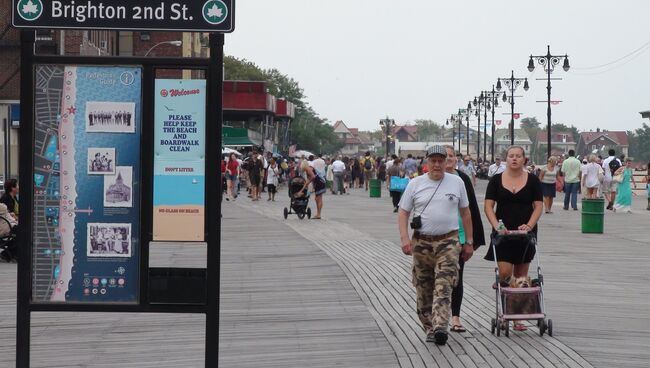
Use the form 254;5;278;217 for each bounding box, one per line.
223;56;342;154
414;119;445;141
521;117;541;162
628;124;650;162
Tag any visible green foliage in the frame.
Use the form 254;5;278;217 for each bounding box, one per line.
414;119;446;141
223;56;341;154
628;124;650;163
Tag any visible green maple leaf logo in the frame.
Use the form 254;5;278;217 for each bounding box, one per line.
22;0;38;14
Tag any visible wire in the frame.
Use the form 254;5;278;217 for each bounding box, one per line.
572;41;650;71
571;47;650;76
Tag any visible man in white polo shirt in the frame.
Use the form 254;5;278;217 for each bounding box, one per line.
398;145;474;345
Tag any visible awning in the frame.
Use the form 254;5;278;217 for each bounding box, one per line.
223;127;255;147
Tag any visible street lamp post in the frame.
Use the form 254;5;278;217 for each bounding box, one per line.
466;102;480;158
144;40;183;56
472;95;486;162
528;45;570;159
482;86;506;162
496;70;529;146
447;109;464;152
379;118;395;158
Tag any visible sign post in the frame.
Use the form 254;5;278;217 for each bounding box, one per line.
13;1;233;367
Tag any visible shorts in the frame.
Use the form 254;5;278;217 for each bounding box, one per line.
227;174;238;182
267;184;276;194
313;178;326;196
540;183;556;198
250;175;261;187
602;179;618;193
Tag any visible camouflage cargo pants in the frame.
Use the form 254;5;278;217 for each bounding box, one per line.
412;234;461;333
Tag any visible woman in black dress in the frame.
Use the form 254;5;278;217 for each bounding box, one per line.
484;146;543;330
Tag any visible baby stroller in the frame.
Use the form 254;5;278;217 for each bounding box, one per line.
283;176;312;220
490;232;553;337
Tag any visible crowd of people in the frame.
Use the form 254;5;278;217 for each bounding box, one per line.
0;179;19;263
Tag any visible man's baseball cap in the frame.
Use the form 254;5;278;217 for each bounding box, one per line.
426;145;447;158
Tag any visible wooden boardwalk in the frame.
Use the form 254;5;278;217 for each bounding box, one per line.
1;179;648;367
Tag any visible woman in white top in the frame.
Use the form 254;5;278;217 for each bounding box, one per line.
266;158;280;201
538;156;560;214
581;154;602;199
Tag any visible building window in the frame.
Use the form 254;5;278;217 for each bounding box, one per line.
592;145;596;150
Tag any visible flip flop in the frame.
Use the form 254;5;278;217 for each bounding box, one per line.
450;325;466;333
311;216;321;220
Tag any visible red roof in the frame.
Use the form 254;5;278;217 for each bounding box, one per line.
223;80;276;113
345;137;362;145
349;128;359;136
536;131;576;143
580;131;629;146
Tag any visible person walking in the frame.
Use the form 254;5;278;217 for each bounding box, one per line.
248;153;263;201
398;145;474;345
351;158;362;189
225;153;240;201
361;152;376;191
299;162;327;219
266;158;279;201
488;157;506;178
444;146;485;334
581;154;602;199
613;159;637;213
403;154;418;178
386;157;405;213
560;150;581;211
538;156;559;213
602;149;622;210
331;157;346;195
459;155;477;186
483;146;543;332
312;153;326;178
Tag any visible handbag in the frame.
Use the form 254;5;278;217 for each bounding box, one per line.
389;176;409;192
597;165;605;183
613;172;624;184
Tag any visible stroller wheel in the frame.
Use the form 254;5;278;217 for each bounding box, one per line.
490;318;496;334
307;208;312;219
504;321;510;337
547;319;553;337
496;321;501;337
297;212;305;220
539;320;546;336
283;208;288;219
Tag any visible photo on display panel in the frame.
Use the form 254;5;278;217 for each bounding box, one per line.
87;223;132;258
85;101;136;133
88;147;116;175
104;166;133;208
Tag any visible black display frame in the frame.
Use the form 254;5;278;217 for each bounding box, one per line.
17;30;224;367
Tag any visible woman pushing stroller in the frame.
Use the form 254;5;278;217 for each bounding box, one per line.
484;146;543;332
298;161;326;219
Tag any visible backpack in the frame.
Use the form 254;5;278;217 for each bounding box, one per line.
608;159;621;176
364;158;373;170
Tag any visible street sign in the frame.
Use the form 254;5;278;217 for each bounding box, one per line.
12;0;235;32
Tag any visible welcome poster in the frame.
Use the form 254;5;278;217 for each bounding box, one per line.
153;79;206;241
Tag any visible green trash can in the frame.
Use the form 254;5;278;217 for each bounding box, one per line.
369;179;381;198
581;198;604;234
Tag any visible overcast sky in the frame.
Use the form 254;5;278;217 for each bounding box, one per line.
224;0;650;133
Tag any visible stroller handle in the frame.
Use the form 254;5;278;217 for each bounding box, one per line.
491;231;537;247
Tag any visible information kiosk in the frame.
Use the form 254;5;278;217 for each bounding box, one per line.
12;1;234;366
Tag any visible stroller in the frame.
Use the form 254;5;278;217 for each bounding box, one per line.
490;232;553;337
283;176;312;220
